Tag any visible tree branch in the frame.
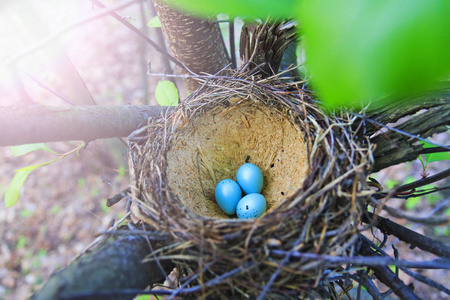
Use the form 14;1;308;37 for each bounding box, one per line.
362;212;450;258
395;168;450;193
0;105;167;146
91;0;188;72
153;0;230;91
32;234;172;300
4;0;139;66
358;237;420;300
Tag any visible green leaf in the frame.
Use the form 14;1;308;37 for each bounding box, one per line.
155;81;179;106
147;16;161;28
405;197;421;210
164;0;299;18
300;0;450;109
16;235;27;250
10;143;58;157
420;140;450;164
5;161;53;207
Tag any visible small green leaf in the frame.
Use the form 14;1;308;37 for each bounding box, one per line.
147;16;161;28
405;197;421;210
10;143;58;157
17;235;27;250
5;161;53;207
155;81;179;106
420;140;450;164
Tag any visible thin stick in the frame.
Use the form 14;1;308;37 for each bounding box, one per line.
229;19;236;69
270;250;450;269
362;212;450;258
91;0;192;73
395;168;450;193
4;0;139;66
350;111;450;150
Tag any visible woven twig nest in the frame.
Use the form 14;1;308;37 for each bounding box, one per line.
128;73;374;298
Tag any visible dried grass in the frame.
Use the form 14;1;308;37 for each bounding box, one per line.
128;71;375;298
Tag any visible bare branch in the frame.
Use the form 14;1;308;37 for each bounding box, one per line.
91;0;189;72
3;0;139;66
362;212;450;258
0;105;167;146
358;238;420;300
395;168;450;193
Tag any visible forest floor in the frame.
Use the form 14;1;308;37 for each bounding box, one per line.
0;1;448;299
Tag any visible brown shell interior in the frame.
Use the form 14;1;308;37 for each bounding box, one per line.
166;99;309;218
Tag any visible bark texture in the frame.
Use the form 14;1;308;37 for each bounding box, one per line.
0;105;167;146
152;0;230;92
32;235;171;300
368;97;449;172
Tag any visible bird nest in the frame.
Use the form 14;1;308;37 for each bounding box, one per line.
128;73;374;298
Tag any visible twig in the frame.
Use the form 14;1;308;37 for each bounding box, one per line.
395;167;450;193
90;0;191;73
4;0;139;66
418;146;450;155
21;70;78;106
350;112;450;150
393;186;450;199
229;19;236;69
350;272;383;300
270;250;450;269
106;187;131;207
369;197;450;225
362;212;450;258
400;267;450;296
358;238;420;300
386;198;450;248
363;236;450;296
256;225;308;300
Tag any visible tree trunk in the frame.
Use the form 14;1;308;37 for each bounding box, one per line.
152;0;230;92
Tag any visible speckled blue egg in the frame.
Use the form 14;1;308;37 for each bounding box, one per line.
215;179;242;215
236;163;263;194
236;193;266;219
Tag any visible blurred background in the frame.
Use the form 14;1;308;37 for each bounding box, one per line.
0;0;170;298
0;0;448;299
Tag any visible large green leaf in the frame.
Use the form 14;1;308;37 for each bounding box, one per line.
300;0;450;109
5;161;53;207
164;0;299;18
155;81;179;106
10;143;58;157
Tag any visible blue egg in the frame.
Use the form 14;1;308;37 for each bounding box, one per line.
215;179;242;215
236;193;266;219
236;163;263;194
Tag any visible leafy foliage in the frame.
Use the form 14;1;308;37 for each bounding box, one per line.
166;0;450;109
5;143;85;208
165;0;297;18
